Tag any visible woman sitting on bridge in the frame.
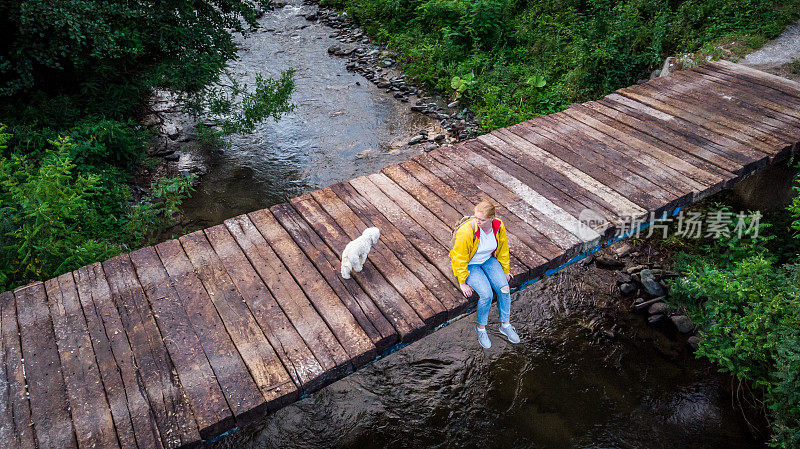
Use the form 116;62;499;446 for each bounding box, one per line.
449;200;520;349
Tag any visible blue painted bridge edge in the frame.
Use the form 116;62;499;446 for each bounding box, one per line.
204;206;683;446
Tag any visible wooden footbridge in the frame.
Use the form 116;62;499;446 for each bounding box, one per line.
3;61;800;449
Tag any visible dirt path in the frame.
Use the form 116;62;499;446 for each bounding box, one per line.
741;18;800;81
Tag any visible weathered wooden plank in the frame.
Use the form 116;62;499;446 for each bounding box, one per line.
0;293;18;449
705;63;800;113
289;193;434;333
179;229;323;392
245;209;377;367
542;113;689;202
46;273;120;449
692;66;800;121
269;203;397;351
103;255;200;449
384;163;464;224
344;175;463;283
713;60;800;98
631;78;799;145
600;94;768;170
460;139;619;230
617;86;785;159
501;124;657;216
310;187;449;327
584;99;743;178
418;152;556;274
212;220;350;380
528;112;682;203
415;151;547;274
445;144;601;248
0;291;35;449
565;104;727;195
288;195;429;340
73;265;144;449
333;178;469;314
129;247;235;437
77;264;164;449
432;146;585;252
668;69;800;133
397;159;530;275
501;122;665;211
650;69;800;131
561;107;706;196
270;202;408;345
467;132;647;222
155;239;293;424
14;282;78;449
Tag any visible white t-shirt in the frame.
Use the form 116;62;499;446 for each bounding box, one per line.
469;225;497;265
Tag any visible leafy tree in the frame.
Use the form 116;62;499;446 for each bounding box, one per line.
0;0;296;290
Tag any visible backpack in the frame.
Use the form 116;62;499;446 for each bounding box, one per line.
450;215;473;249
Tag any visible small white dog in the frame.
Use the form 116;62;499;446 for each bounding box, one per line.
340;227;380;279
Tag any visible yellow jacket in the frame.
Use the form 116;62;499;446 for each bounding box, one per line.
449;217;510;283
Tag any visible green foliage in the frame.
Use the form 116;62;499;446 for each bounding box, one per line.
188;70;296;142
526;75;547;89
450;72;475;96
1;0;267;111
790;170;800;238
0;128;195;291
0;0;296;290
667;167;800;447
322;0;800;131
123;173;197;246
0;136;113;285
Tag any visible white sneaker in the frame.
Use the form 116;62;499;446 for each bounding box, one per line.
475;324;491;349
499;324;520;343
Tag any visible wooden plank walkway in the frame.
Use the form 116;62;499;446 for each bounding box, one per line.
2;61;800;449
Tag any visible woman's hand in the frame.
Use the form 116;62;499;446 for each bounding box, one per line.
505;273;512;282
459;282;473;298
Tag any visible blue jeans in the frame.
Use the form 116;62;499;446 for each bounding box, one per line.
465;257;510;326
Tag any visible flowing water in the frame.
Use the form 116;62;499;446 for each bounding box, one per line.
183;2;761;447
178;1;443;229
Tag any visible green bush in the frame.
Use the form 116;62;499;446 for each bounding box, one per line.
0;128;196;290
668;166;800;448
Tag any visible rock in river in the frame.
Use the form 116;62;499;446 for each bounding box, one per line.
670;315;694;333
647;302;669;315
408;134;426;145
619;283;637;296
687;335;701;351
639;269;665;297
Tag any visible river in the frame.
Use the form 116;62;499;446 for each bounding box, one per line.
177;0;444;229
184;2;760;447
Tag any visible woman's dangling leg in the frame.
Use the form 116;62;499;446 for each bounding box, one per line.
465;264;492;327
483;257;511;323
